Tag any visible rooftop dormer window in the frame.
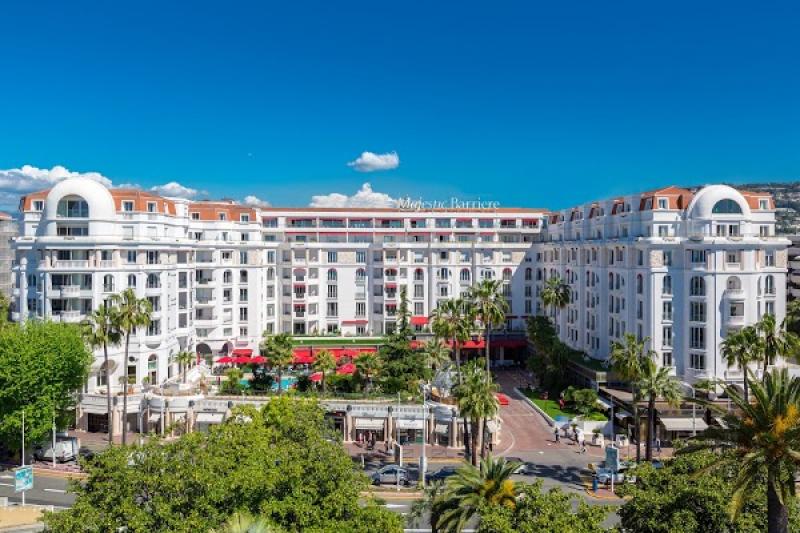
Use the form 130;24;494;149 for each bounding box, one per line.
240;214;250;223
657;198;668;209
191;212;200;220
759;199;769;210
122;201;134;212
32;200;44;211
218;212;227;221
147;202;156;213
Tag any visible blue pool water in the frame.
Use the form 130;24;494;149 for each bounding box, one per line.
272;376;297;390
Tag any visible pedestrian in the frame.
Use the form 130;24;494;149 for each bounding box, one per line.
554;426;560;443
580;437;586;454
655;437;662;454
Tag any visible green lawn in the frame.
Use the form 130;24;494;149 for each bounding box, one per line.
522;388;607;422
292;337;383;346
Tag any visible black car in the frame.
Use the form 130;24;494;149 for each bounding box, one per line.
427;466;459;482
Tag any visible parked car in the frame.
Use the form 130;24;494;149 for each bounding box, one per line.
512;462;535;475
371;465;411;486
596;463;636;485
33;437;79;463
427;466;459;482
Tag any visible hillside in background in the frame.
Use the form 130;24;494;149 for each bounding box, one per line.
733;182;800;234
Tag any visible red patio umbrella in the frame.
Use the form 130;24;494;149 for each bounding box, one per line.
309;372;323;382
217;356;234;364
336;362;356;375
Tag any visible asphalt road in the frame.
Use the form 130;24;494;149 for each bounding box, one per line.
0;469;75;507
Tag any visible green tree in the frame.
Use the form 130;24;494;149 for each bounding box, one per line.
637;359;682;461
454;360;499;465
681;369;800;533
260;332;294;393
0;291;10;328
539;276;570;318
756;314;796;379
430;298;474;383
222;367;245;394
397;285;412;337
476;480;608;533
720;326;762;403
424;338;452;376
354;352;380;393
469;279;508;379
312;349;336;395
784;298;800;335
174;350;195;384
0;321;92;454
43;398;402;533
82;305;122;445
428;455;521;533
618;450;800;533
378;330;431;394
565;387;599;418
111;288;153;446
610;333;650;462
211;511;284;533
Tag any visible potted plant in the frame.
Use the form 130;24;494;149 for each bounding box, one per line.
592;427;604;446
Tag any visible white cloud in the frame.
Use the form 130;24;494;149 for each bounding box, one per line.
0;164;113;193
149;181;206;200
347;151;400;172
309;182;396;208
242;195;271;208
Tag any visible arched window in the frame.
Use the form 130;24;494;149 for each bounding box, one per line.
56;195;89;218
146;273;160;289
127;274;137;288
460;268;471;282
690;276;705;296
414;268;424;281
712;199;743;214
327;269;337;282
765;275;775;295
356;268;366;281
103;274;114;292
502;268;512;282
223;270;232;284
525;267;532;281
240;270;248;283
727;276;742;290
636;274;643;294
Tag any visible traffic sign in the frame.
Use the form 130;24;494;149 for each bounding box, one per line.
15;465;33;493
605;446;620;473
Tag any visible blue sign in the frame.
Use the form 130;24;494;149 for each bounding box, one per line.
605;446;620;473
15;465;33;492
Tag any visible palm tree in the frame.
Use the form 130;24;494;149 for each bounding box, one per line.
212;511;284;533
610;333;650;462
424;338;452;375
469;279;508;379
721;326;762;403
430;298;475;459
637;359;682;462
784;298;800;334
539;276;570;318
430;455;521;533
354;352;379;393
174;350;195;384
454;359;499;465
313;349;336;395
681;369;800;533
260;332;294;393
111;288;153;446
430;298;474;384
82;305;121;445
756;314;796;379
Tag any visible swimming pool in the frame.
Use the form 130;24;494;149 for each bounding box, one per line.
271;376;297;390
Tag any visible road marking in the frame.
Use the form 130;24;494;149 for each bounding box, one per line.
384;503;408;509
44;488;67;494
0;482;13;487
0;475;12;479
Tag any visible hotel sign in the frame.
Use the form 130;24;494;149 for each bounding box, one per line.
397;196;500;211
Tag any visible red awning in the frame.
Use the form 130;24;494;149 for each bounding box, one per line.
336;362;356;375
410;316;428;326
232;356;253;364
385;283;397;288
342;319;368;325
217;356;234;364
448;339;485;349
231;348;253;357
251;356;267;364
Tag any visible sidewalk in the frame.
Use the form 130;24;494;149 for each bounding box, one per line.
344;442;465;464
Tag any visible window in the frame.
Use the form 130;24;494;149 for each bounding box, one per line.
327;302;338;317
439;285;449;297
657;225;668;237
662;301;672;321
239;270;248;283
662;275;672;295
690;276;705;296
103;275;114;292
414;284;424;298
327;251;338;263
460;268;470;282
147;202;156;213
33;200;44;211
328;285;337;298
690;250;706;263
239;251;248;264
356;268;366;281
218;212;227;221
663;351;673;366
765;251;775;267
657;198;668;209
191;212;200;220
239;288;248;302
690;301;706;322
127;274;137;288
122;201;134;212
147;251;159;265
690;327;706;349
146;273;160;289
56;196;89;218
524;268;532;281
240;214;250;223
759;199;769;210
765;275;775;295
127;250;137;263
690;352;706;370
223;270;232;284
663;251;672;266
239;307;248;321
414;302;424;315
327;269;337;282
636;274;643;294
712;199;743;214
356;302;366;317
662;326;673;347
356;251;366;263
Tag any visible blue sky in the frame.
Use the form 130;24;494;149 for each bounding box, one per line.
0;1;798;211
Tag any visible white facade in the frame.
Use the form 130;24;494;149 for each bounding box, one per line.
536;184;789;386
13;177;544;392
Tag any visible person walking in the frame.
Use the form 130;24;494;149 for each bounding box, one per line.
554;426;560;443
579;435;586;454
655;437;661;455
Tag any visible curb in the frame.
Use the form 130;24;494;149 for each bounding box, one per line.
514;387;557;426
31;468;86;480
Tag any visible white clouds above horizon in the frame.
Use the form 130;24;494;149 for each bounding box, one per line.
347;151;399;172
242;194;271;207
309;182;396;208
148;181;207;200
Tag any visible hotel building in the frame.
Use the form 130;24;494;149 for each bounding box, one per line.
11;179;789;396
12;177;543;393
